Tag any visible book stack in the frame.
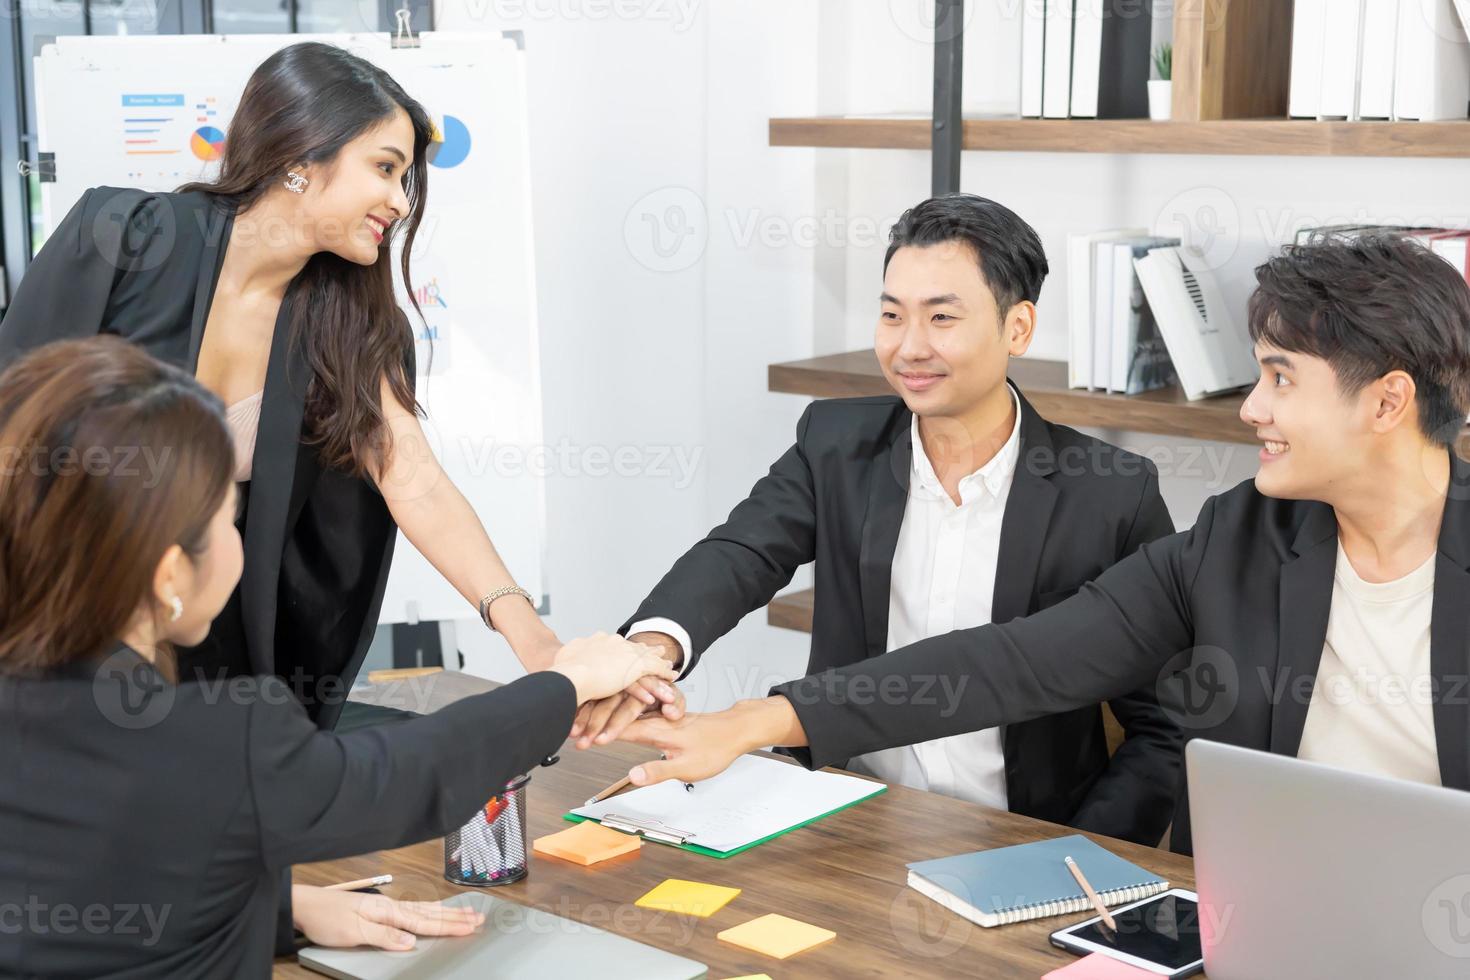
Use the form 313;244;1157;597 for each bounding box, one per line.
1067;230;1178;395
1069;230;1260;402
1289;0;1470;121
1022;0;1155;119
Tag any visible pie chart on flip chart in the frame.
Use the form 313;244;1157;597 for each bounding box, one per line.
427;114;471;169
191;125;226;161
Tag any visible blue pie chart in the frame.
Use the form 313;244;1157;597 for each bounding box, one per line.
428;114;471;169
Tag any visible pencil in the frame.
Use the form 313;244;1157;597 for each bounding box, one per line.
586;764;694;805
366;666;442;683
585;775;632;806
323;874;393;892
1064;856;1117;930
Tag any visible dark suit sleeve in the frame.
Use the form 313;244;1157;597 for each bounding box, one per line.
274;870;297;957
1068;470;1183;845
246;671;576;869
774;493;1216;771
0;187;110;369
619;404;819;678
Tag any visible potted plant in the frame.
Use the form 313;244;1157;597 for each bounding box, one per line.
1149;42;1172;121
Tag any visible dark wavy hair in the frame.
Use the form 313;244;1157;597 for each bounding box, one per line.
1248;233;1470;447
884;193;1051;321
177;41;431;476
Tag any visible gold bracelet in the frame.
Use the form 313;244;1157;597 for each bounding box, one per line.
479;586;535;631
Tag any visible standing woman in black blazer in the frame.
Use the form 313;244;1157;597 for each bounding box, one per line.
0;42;590;728
0;338;676;975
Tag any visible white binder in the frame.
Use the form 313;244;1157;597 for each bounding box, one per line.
1043;0;1075;118
1357;0;1401;119
1394;0;1470;120
1022;0;1047;117
1318;0;1365;119
1289;0;1327;117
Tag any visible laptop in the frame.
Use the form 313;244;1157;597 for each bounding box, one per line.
1187;739;1470;979
297;891;706;980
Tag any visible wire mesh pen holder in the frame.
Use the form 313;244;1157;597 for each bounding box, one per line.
445;773;530;887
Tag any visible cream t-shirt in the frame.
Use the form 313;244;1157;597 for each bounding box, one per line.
1296;541;1440;786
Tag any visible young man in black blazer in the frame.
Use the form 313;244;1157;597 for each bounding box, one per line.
579;195;1184;846
620;233;1470;856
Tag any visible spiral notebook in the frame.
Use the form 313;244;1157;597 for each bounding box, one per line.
906;834;1168;928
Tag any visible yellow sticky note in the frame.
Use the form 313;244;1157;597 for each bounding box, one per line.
720;976;774;980
532;821;641;866
635;878;742;918
717;913;836;959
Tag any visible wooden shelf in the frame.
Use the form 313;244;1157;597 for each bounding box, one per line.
770;351;1257;445
769;117;1470;158
767;588;815;633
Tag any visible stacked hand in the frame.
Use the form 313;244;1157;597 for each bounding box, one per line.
618;695;810;787
617;709;747;786
569;631;685;748
549;631;679;705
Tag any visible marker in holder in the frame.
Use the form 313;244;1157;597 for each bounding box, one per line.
444;773;530;886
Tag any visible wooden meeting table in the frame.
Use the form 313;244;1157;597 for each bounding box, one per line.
274;671;1197;979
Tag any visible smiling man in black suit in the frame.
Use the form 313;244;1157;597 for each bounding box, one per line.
577;194;1183;847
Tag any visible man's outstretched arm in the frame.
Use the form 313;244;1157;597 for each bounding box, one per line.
622;495;1215;785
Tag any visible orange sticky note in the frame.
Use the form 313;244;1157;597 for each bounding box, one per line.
716;913;836;959
1042;952;1161;979
532;821;641;866
635;879;742;918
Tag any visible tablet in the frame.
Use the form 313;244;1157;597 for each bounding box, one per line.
1049;888;1203;978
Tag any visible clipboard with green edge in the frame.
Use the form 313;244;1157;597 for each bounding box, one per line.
563;783;887;859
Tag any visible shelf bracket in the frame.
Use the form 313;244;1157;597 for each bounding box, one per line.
931;0;964;195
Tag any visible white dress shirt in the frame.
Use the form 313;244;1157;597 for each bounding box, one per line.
844;389;1022;808
632;389;1024;809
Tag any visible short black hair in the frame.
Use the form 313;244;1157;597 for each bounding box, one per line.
884;194;1050;316
1248;234;1470;447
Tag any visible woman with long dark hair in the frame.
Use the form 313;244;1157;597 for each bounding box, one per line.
0;337;676;974
0;42;654;727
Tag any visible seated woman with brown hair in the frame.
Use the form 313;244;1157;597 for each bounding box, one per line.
0;337;674;977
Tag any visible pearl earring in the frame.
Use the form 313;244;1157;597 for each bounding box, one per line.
284;171;309;194
168;596;184;622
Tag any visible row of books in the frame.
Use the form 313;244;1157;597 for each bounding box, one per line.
1021;0;1156;119
1289;0;1470;121
1068;224;1470;405
1066;232;1257;402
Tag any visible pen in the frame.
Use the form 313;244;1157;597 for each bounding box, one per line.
323;874;393;892
1064;855;1117;930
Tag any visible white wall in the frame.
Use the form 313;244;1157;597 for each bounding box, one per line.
424;0;1469;707
430;0;819;710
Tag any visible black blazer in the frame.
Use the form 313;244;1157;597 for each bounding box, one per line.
774;450;1470;855
623;388;1182;845
0;186;410;728
0;647;573;978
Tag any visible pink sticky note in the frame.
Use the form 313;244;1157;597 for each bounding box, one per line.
1042;952;1163;979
